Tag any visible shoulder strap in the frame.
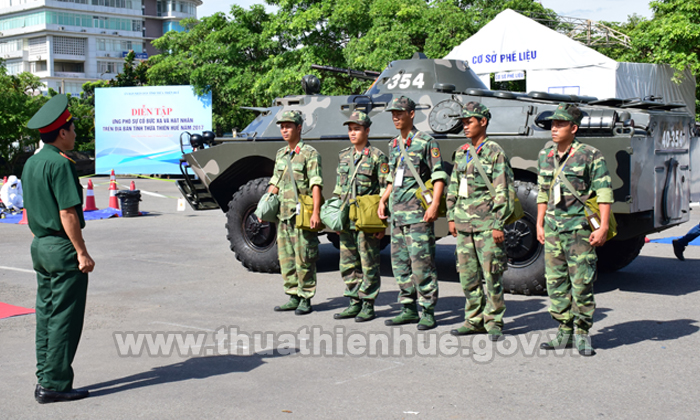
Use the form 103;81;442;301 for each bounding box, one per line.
345;153;363;204
550;144;587;207
466;143;496;197
285;152;300;204
398;133;428;191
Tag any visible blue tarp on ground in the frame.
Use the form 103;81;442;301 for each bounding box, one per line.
0;208;122;224
649;236;700;246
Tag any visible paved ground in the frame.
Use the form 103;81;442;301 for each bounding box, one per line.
2;177;699;419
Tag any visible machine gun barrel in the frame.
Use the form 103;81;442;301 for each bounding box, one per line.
311;64;380;81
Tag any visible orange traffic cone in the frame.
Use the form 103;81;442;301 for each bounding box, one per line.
108;179;120;209
130;180;136;191
19;208;28;225
84;179;99;211
110;169;116;183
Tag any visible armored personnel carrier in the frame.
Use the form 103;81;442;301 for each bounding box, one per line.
177;53;699;295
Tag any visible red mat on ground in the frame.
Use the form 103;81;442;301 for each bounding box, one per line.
0;302;35;319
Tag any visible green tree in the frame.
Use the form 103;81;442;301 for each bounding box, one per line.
619;0;700;119
0;59;47;175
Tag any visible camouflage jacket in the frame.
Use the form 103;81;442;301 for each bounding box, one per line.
387;128;448;226
269;140;323;222
536;139;614;232
333;143;389;198
446;138;514;232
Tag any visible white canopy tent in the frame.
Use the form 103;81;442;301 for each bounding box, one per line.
445;9;695;116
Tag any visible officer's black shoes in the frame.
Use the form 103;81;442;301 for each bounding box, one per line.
384;305;419;326
673;239;686;261
540;328;574;350
274;295;300;312
294;298;313;315
450;324;486;336
416;309;436;330
334;301;362;319
35;384;89;404
575;333;596;357
487;329;503;342
354;301;376;323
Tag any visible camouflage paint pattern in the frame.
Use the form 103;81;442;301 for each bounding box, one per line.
269;140;324;222
386;128;448;226
332;144;388;205
456;230;507;330
544;224;596;333
390;222;438;311
339;230;381;302
446;138;514;232
277;219;320;299
537;139;613;232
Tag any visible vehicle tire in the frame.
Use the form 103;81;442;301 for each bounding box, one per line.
596;234;645;272
226;177;280;273
502;181;546;295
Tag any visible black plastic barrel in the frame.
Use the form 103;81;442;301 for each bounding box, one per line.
115;190;141;217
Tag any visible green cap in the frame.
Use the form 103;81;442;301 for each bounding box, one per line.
545;103;583;126
276;110;303;126
385;95;416;112
460;101;491;120
27;94;72;133
343;110;372;127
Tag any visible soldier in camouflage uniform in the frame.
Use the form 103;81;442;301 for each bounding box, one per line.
536;103;614;356
378;96;448;330
446;102;514;341
268;110;323;315
332;110;389;322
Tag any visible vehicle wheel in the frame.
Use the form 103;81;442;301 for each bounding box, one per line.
226;177;280;273
597;235;645;272
502;181;546;295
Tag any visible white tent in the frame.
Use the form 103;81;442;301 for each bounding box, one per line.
445;9;695;116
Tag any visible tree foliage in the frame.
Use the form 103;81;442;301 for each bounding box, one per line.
0;58;47;175
147;0;556;135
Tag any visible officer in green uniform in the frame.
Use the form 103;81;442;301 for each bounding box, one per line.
378;96;448;330
22;94;95;403
446;102;514;341
536;103;613;357
332;110;389;322
268;110;323;315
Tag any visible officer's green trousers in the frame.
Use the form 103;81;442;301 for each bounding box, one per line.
31;235;88;392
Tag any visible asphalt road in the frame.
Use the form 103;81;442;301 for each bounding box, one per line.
2;178;699;419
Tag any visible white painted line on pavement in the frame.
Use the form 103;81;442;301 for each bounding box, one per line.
0;265;35;274
149;321;217;332
139;190;168;198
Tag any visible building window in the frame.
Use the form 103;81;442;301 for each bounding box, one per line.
0;39;23;54
30;60;47;72
54;61;85;73
53;36;86;55
5;60;25;75
28;36;47;55
97;60;124;74
1;11;144;32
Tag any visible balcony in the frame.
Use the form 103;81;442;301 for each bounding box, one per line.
54;72;86;78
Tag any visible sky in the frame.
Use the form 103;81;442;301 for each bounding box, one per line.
196;0;654;23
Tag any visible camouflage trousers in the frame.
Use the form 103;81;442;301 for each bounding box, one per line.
456;230;507;330
544;224;597;332
277;219;320;299
339;230;381;302
391;222;438;311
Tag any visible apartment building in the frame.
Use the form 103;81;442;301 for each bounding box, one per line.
0;0;201;94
